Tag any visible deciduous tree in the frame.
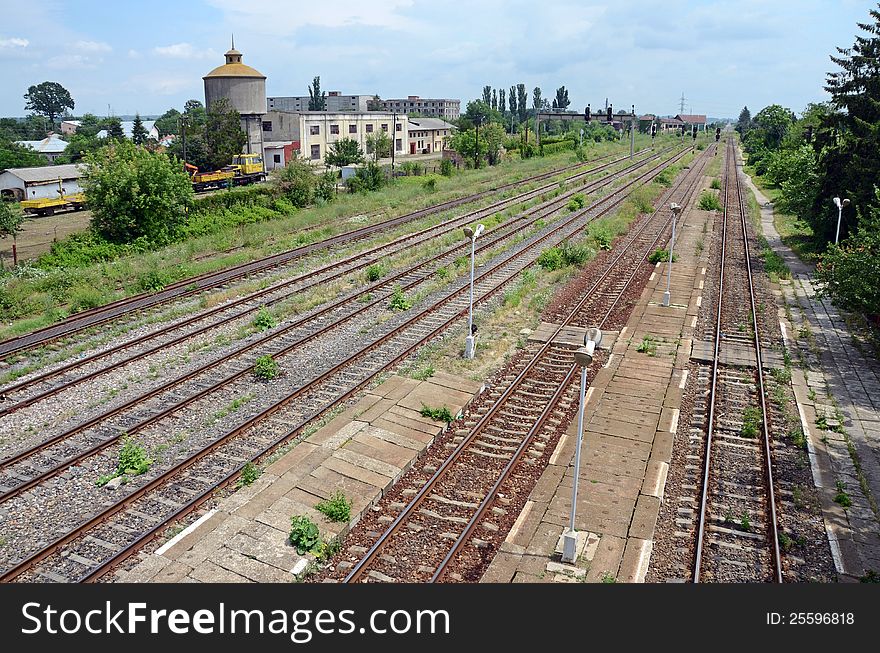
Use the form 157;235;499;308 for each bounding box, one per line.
23;81;74;127
205;98;246;170
517;83;528;121
325;137;365;168
308;76;327;111
533;87;542;111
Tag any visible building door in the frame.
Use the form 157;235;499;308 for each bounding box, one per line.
410;142;416;154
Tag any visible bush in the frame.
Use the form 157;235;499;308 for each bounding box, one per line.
388;285;412;311
422;177;437;192
118;437;153;476
566;193;586;212
68;286;108;313
253;354;280;380
289;515;321;554
365;263;386;282
538;241;592;270
315;491;352;522
271;157;318;207
138;269;173;292
420;403;454;423
440;158;455;177
588;224;614;250
346;162;386;193
253;307;277;331
698;191;722;211
537;246;565;271
710;178;721;190
238;461;261;487
648;249;679;263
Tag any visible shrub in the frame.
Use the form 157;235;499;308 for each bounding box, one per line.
253;354;280;380
440;158;455;176
315;491;352;522
435;266;449;280
138;269;173;293
365;263;386;282
698;191;722;211
271;157;318;207
289;515;321;554
648;249;679;263
420;403;454;423
710;178;721;190
588;224;614;251
388;285;412;311
253;307;277;331
422;177;437;192
537;246;565;271
238;461;261;487
346;162;386;193
560;241;591;266
68;286;108;313
117;437;153;476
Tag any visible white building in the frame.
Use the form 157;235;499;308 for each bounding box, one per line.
96;120;159;140
407;117;455;154
15;135;69;162
0;164;84;201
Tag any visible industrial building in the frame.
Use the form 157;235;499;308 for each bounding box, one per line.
407;117;454;154
380;96;460;120
262;110;410;165
267;92;373;113
203;41;267;157
0;164;84;201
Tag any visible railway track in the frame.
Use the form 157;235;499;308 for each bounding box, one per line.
0;147;693;583
0;150;645;362
0;149;674;505
336;145;714;583
688;138;782;582
0;148;664;418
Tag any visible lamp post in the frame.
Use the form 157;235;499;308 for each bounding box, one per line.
463;224;485;359
662;203;682;307
561;327;602;564
833;196;850;245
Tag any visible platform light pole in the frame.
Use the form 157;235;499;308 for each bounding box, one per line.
662;203;682;307
562;327;602;564
833;196;850;245
463;223;485;359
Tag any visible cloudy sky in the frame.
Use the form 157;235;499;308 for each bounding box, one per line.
0;0;874;119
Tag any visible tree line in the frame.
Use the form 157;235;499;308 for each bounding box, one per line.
738;3;880;318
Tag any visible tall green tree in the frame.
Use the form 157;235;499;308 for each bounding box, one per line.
736;106;752;135
83;140;193;244
205;98;246;170
491;88;497;111
533;87;542;112
365;131;391;161
154;108;181;136
516;84;528;122
308;76;327;111
509;86;517;115
553;86;570;111
812;3;880;241
325;137;364;168
367;94;382;111
131;114;148;145
499;89;506;116
481;85;491;104
105;117;125;140
23;81;74;127
0;199;25;266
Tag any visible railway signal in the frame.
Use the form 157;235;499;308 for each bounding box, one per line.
715;127;721;141
463;224;485;359
607;104;612;122
651;122;657;147
585;104;591;121
692;125;698;141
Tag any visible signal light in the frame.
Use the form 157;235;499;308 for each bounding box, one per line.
607;105;612;121
585;104;591;121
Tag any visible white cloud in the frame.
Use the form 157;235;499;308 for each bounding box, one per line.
128;49;142;59
46;53;98;69
0;37;29;48
205;0;420;34
154;43;218;59
74;39;111;52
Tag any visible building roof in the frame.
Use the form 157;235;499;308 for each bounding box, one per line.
659;117;684;125
676;114;707;124
15;134;68;154
408;117;456;130
204;62;266;79
1;164;84;183
96;120;157;140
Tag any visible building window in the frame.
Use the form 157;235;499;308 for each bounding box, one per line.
311;144;320;160
396;138;402;151
381;124;388;132
262;121;272;132
310;125;320;135
273;154;281;163
366;124;373;133
396;123;402;132
330;124;339;135
349;124;357;134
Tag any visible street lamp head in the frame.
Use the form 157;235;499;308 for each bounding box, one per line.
842;198;851;208
833;197;842;208
463;226;474;239
574;346;593;368
670;202;682;216
474;223;485;238
585;327;602;348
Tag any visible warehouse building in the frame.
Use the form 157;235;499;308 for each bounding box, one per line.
0;164;84;201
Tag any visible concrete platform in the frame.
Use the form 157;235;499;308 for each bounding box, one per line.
116;372;482;583
482;179;715;583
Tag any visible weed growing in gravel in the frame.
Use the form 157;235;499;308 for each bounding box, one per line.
710;178;721;190
779;532;793;551
435;266;449;280
600;572;617;584
365;263;386;282
315;491;352;523
388;285;413;311
771;366;792;385
238;462;261;488
834;480;852;508
636;335;657;356
740;512;751;531
567;193;586;211
420;403;454;423
253;307;277;331
411;365;435;380
698;191;722;211
96;437;153;486
253;354;280;380
740;406;763;438
214;393;255;420
647;249;678;264
289;515;321;554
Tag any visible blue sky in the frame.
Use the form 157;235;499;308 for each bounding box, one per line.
0;0;874;119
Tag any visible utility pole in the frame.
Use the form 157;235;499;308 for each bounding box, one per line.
679;92;686;114
630;104;635;159
474;117;480;169
391;110;396;175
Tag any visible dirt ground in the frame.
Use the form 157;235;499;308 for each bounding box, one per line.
0;209;91;268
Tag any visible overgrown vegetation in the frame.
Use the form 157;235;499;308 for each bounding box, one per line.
388;285;413;311
697;191;722;211
647;249;678;263
289;515;321;554
253;354;280;380
95;437;154;486
238;461;261;487
740;406;763;438
537;240;592;270
253;307;277;331
420;403;454;423
315;491;352;523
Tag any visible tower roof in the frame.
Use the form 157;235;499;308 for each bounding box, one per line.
204;42;265;79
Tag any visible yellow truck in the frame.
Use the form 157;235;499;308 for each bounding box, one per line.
20;180;86;216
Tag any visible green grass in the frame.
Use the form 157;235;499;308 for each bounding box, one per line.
420;403;454;423
253;354;280;380
315;491;352;523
